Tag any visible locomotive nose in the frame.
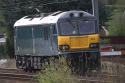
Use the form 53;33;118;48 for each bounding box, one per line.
70;36;89;49
58;34;100;52
58;36;89;51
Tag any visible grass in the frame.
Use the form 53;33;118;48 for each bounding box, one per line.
37;57;77;83
37;56;125;83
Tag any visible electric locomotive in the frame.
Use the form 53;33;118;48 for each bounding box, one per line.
14;10;100;71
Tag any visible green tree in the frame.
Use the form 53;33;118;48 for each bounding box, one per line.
98;0;112;26
0;15;6;33
107;0;125;36
0;0;92;57
0;0;109;56
116;0;125;5
108;9;125;36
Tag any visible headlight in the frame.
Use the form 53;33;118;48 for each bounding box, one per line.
59;45;70;51
90;43;99;48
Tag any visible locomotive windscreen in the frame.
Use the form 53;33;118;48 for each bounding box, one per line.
59;20;96;35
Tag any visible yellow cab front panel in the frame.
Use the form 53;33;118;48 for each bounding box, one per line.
58;34;100;51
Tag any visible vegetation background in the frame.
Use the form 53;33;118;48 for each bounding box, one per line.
0;0;124;57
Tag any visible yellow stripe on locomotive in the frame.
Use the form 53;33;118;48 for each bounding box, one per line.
58;34;100;51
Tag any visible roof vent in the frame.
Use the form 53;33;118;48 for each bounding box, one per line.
51;11;62;16
79;12;84;17
69;13;74;17
24;15;41;19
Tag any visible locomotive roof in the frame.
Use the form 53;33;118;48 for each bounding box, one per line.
14;10;96;27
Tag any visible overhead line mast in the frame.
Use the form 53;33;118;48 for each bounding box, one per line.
92;0;99;32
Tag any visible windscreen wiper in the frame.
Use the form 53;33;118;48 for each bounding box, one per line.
67;20;79;34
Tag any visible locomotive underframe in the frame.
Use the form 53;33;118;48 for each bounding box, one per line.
15;51;100;72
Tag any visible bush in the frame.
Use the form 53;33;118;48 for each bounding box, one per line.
37;57;77;83
101;39;111;44
0;45;6;58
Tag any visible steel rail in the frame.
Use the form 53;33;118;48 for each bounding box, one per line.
0;68;37;81
0;73;37;80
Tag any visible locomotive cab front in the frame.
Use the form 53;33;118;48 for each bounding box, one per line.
57;12;100;52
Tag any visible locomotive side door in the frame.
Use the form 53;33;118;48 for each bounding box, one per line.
50;25;58;55
33;25;52;56
15;27;33;55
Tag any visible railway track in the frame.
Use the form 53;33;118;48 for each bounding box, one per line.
66;72;125;83
71;57;125;83
0;73;36;80
101;56;125;65
0;68;37;81
0;57;125;83
74;71;125;83
0;68;37;75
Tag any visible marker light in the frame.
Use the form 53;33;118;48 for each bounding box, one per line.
59;45;70;51
90;43;99;48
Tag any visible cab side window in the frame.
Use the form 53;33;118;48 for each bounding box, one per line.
52;25;57;35
44;26;50;40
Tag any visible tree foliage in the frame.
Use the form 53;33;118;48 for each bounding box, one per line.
107;0;125;36
116;0;125;5
108;9;122;36
0;0;108;56
98;0;112;25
